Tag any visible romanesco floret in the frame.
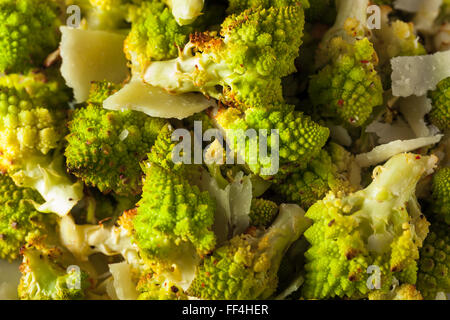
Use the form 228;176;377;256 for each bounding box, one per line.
212;104;330;179
0;72;83;216
132;160;216;261
431;167;450;225
0;174;50;261
143;4;305;111
187;204;311;299
309;0;383;127
273;143;356;209
0;72;69;165
129;125;216;264
0;0;62;73
124;0;196;72
429;77;450;132
18;231;92;300
417;222;450;300
249;198;279;227
302;153;435;299
65;81;166;196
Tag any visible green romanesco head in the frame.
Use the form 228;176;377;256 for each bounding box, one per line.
65;81;167;196
416;222;450;300
0;0;62;73
273;143;357;209
431;167;450;225
144;4;305;111
137;272;188;300
429;77;450;132
18;242;91;300
213;104;330;179
124;0;195;72
132;161;216;260
188;204;311;299
0;72;70;172
249;198;279;227
302;153;436;299
0;174;53;261
309;37;384;127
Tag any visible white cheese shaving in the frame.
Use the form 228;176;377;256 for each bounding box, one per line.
356;135;443;167
398;95;433;138
103;79;216;120
60;26;129;103
391;50;450;97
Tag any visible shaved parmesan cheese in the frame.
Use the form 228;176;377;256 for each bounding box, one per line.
103;79;216;120
108;262;138;300
366;119;415;144
356;135;443;167
398;95;433;137
391;51;450;97
60;27;129;103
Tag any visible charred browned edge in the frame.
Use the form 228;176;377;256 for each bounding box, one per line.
118;208;138;233
190;32;223;53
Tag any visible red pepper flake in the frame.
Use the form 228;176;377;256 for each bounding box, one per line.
360;60;369;64
337;99;344;107
415;155;421;160
201;283;205;288
206;272;211;277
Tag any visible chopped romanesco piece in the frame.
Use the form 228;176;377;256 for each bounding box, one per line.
309;0;383;127
65;81;166;196
144;4;305;110
124;0;195;72
0;174;49;261
302;153;436;299
212;104;330;179
187;204;311;299
0;72;83;216
18;232;92;300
